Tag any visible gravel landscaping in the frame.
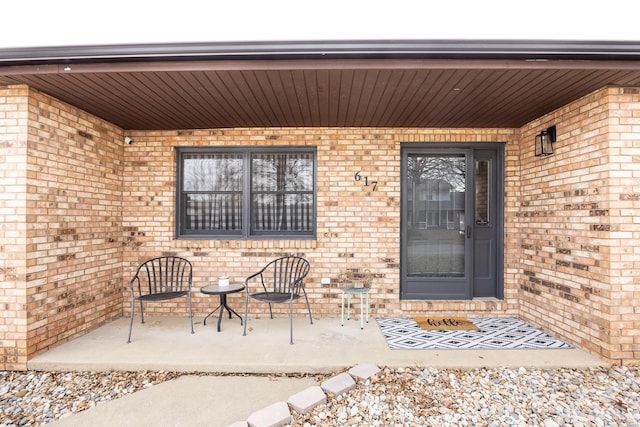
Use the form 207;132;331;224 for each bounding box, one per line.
1;366;639;426
292;366;640;427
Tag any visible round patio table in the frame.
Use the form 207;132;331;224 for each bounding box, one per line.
200;283;245;332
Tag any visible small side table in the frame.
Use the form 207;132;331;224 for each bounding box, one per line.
341;287;370;330
200;283;245;332
339;269;372;330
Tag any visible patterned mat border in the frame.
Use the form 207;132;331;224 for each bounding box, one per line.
376;317;572;350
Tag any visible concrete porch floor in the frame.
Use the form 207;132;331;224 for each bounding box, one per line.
29;315;607;374
27;315;611;427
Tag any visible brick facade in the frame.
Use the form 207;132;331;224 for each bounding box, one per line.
0;84;638;369
518;87;640;362
0;85;29;370
0;86;124;369
122;128;519;325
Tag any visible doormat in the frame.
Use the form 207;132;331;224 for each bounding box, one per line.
376;317;573;350
413;316;480;331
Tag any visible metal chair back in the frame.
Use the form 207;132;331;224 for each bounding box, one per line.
132;256;192;297
243;256;312;344
260;256;310;296
127;256;194;343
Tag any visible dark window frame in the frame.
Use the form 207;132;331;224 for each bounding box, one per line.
176;146;317;240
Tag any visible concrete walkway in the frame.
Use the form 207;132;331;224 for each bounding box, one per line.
47;375;317;427
29;316;607;426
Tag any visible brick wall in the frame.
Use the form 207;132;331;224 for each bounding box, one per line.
2;83;638;368
121;129;520;322
517;87;640;364
0;85;29;370
0;86;125;368
607;88;640;362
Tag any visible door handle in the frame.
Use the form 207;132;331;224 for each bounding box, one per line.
466;225;471;238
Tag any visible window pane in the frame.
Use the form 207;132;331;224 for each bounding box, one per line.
251;153;313;192
185;193;243;232
475;160;490;225
177;149;315;238
251;194;313;232
183;154;243;192
251;152;314;234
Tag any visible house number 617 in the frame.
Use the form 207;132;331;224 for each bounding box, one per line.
354;171;378;191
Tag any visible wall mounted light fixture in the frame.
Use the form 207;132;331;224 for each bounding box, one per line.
535;125;556;157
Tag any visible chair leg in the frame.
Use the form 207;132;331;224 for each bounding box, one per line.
289;298;293;345
127;295;135;343
139;300;145;324
301;286;313;324
243;294;249;336
188;292;194;334
268;303;274;319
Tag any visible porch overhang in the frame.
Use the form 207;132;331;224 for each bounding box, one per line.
1;39;640;130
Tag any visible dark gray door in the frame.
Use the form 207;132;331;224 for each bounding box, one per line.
400;144;503;300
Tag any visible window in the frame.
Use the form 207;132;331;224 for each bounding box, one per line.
177;147;316;239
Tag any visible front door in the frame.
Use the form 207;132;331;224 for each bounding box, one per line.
400;144;503;300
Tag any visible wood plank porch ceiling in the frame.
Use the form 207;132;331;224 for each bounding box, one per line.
2;43;640;130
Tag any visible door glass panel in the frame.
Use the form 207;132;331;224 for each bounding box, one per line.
406;154;466;277
475;159;490;225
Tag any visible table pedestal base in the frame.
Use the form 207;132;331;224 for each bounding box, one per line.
204;294;243;332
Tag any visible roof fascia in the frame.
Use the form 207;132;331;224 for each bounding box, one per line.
4;58;640;77
2;39;640;66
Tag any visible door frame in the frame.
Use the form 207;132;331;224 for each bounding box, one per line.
399;142;505;300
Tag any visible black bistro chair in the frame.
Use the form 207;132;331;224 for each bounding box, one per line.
243;256;312;344
127;256;194;343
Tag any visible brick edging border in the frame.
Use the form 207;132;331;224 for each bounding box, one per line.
227;363;382;427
